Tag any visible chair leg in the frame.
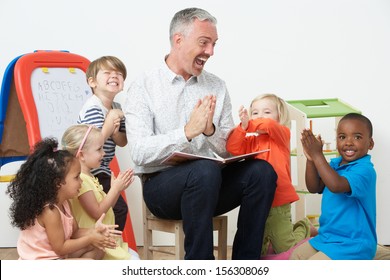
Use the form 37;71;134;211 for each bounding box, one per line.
143;203;227;260
217;216;228;260
174;223;185;259
142;202;153;260
144;228;153;259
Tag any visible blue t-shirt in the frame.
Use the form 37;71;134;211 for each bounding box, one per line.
309;154;377;260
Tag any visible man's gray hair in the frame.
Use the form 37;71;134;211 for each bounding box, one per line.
169;7;217;45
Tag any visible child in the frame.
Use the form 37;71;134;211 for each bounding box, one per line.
226;93;316;257
62;124;137;260
78;56;128;232
7;138;119;260
290;113;377;260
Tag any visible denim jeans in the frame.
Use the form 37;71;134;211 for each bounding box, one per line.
143;159;277;260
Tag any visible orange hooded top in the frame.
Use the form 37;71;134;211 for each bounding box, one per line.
226;118;298;207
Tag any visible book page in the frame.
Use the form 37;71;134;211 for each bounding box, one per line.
162;149;269;166
223;150;269;163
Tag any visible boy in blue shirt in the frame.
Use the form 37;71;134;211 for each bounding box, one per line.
290;113;376;260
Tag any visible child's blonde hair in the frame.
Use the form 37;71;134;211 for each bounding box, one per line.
86;55;127;82
61;124;101;156
249;93;291;128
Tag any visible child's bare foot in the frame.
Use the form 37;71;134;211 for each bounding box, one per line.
306;215;319;237
309;222;318;237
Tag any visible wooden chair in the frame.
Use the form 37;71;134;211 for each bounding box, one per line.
142;201;228;260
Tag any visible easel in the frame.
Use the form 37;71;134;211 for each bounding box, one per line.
0;51;137;252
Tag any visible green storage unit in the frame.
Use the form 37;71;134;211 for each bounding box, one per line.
287;98;360;222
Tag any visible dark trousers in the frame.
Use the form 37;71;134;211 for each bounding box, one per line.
142;159;277;260
96;173;129;232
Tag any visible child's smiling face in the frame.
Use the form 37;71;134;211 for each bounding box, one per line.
336;118;374;165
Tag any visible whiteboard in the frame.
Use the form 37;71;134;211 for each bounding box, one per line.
30;67;92;142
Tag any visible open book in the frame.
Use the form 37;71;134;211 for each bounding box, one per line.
161;149;270;166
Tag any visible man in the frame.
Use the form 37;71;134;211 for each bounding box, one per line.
124;7;277;260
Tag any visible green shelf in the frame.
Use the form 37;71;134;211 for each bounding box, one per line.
287;98;361;118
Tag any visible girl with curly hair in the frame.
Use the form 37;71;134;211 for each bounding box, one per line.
7;138;120;260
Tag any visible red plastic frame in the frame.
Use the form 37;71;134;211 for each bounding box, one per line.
13;50;90;150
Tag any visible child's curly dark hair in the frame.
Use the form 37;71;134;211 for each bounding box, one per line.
6;137;75;230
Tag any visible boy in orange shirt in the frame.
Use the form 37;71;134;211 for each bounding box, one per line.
227;93;317;257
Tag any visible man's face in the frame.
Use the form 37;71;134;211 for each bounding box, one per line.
175;19;218;80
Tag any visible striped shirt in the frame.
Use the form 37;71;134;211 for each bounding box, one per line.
124;59;234;175
78;94;125;176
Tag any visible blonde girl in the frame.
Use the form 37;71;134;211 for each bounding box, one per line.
62;124;137;260
227;93;317;257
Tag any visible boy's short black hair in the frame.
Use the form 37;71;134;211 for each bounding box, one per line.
340;113;373;137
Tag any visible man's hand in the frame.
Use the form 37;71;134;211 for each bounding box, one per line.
185;95;216;140
203;95;216;136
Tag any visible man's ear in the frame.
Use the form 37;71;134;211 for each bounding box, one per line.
172;33;183;47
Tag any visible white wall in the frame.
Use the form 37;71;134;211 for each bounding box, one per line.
1;0;389;245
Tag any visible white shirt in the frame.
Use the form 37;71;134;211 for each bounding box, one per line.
124;60;234;175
